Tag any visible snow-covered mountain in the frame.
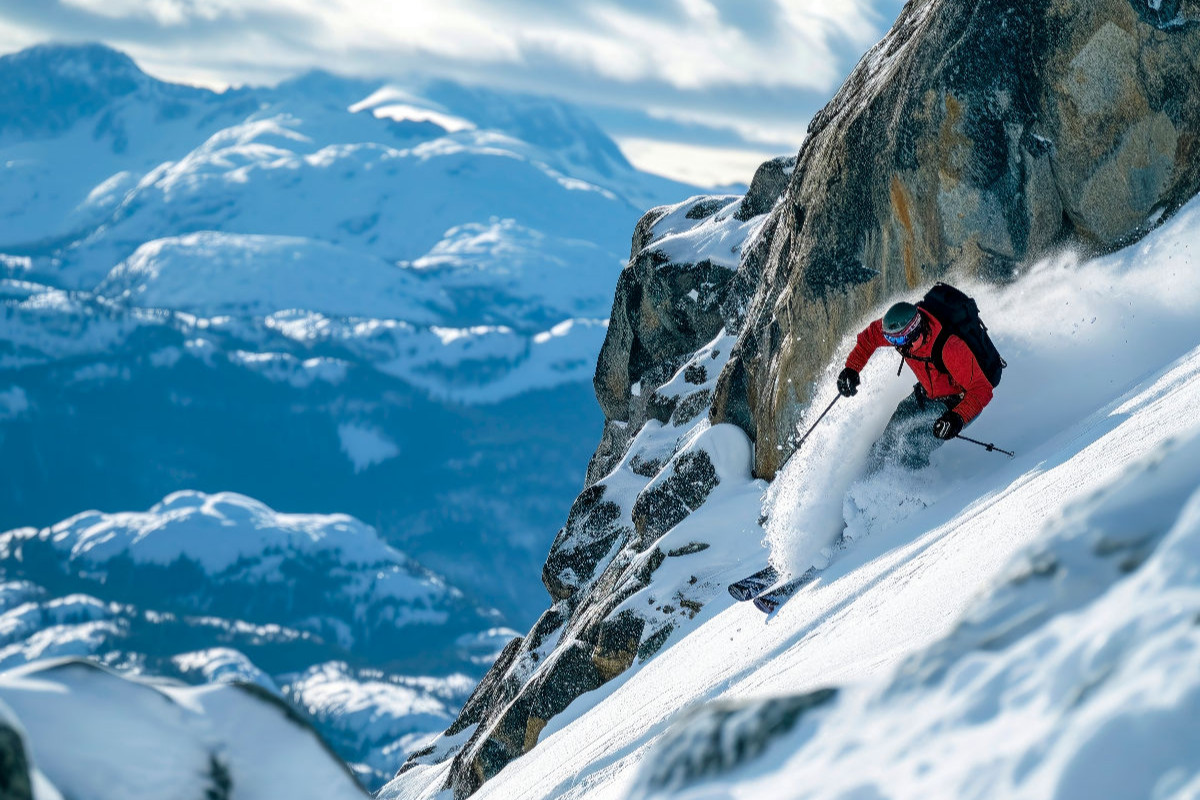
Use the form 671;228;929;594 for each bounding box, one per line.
0;42;708;626
382;141;1200;800
0;490;513;788
0;43;731;790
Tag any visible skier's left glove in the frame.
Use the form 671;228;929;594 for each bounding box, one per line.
932;411;964;440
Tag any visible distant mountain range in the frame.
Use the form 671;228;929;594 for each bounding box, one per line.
0;490;511;788
0;41;752;792
0;42;718;625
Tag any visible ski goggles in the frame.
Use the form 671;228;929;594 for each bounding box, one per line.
883;314;922;346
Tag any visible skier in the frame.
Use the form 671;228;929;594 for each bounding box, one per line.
730;284;1005;612
835;297;994;474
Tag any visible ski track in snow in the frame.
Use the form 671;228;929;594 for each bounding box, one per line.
424;200;1200;800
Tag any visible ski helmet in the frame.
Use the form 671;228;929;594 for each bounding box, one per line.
882;302;922;346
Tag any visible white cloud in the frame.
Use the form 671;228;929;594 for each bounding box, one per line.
639;105;808;149
60;0;240;25
0;17;38;52
568;0;869;91
16;0;897;92
318;0;525;65
1;0;905;180
616;137;788;187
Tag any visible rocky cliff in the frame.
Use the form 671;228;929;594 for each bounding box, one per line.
389;1;1200;796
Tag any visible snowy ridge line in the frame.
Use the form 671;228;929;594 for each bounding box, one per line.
1;274;610;404
0;42;699;406
0;490;497;643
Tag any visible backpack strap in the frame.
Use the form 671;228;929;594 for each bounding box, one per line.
902;309;950;379
910;303;950;375
929;328;950;375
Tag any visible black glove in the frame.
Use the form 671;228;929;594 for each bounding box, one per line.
836;367;860;398
933;411;964;440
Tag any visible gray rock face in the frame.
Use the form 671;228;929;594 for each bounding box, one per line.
631;450;718;546
594;197;740;425
711;0;1200;477
419;435;725;799
736;156;797;221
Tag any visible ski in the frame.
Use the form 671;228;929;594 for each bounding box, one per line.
750;532;853;616
726;565;780;602
751;568;819;615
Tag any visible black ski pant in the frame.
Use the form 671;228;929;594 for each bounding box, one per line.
865;387;962;475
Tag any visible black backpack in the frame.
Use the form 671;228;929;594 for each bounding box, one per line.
916;282;1006;387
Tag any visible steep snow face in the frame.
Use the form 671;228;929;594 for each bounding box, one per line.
0;492;513;789
625;429;1200;800
0;659;369;800
382;185;1200;800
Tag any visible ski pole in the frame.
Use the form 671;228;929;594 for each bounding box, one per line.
955;434;1015;458
794;395;840;451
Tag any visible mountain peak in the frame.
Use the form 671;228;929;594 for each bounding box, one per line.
0;42;156;138
1;41;149;92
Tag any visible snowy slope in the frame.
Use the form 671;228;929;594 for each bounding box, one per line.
382;179;1200;799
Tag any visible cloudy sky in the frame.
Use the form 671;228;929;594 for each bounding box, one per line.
0;0;906;186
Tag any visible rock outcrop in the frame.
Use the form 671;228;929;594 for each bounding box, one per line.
711;0;1200;477
432;415;753;798
390;196;768;799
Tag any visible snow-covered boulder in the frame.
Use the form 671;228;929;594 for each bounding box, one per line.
0;658;368;800
626;689;838;798
594;195;758;426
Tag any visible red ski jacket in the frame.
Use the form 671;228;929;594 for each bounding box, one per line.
845;309;994;423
